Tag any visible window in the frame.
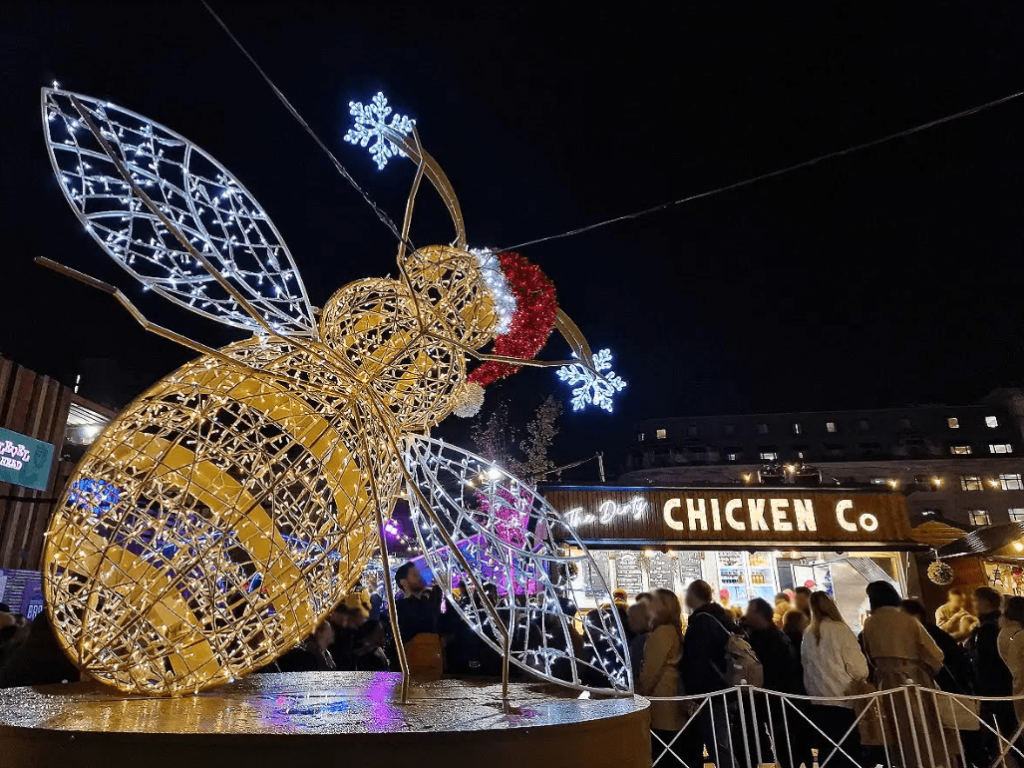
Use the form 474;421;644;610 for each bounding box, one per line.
986;415;999;428
687;425;698;437
990;443;1013;454
726;452;739;462
792;423;802;435
1010;509;1024;522
870;478;889;486
655;429;667;440
760;451;778;461
968;510;991;527
948;417;960;429
1000;473;1024;491
858;419;870;431
756;423;769;435
797;451;805;459
723;424;735;436
899;418;912;429
961;475;985;491
921;509;938;517
950;445;973;455
637;432;645;442
825;421;837;433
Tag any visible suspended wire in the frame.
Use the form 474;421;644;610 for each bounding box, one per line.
201;0;407;246
500;90;1024;252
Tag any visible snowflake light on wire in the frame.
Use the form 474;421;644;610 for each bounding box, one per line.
344;92;415;170
556;349;626;413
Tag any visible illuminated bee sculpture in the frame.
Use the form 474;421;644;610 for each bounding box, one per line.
39;87;629;697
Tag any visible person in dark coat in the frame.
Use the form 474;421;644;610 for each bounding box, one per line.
969;587;1017;765
744;598;812;768
0;610;80;689
901;599;974;693
683;580;737;768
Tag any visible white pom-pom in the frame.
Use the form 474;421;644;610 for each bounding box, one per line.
453;381;485;418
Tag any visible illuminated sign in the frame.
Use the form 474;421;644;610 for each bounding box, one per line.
0;427;56;491
546;487;913;548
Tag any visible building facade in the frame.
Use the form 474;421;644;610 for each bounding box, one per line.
0;355;114;569
621;389;1024;530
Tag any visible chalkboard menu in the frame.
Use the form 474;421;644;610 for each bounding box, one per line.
648;553;678;591
677;552;703;584
584;551;611;596
614;552;643;596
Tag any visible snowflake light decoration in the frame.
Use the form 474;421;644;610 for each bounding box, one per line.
556;349;626;413
344;92;415;170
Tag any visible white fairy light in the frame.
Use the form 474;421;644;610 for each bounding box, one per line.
556;349;626;413
343;92;415;171
469;247;517;334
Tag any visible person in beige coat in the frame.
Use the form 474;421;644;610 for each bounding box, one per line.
862;581;948;767
998;596;1024;723
640;589;701;768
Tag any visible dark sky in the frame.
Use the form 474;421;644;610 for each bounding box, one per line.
3;2;1023;476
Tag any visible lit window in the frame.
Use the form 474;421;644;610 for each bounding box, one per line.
637;432;645;442
950;445;973;455
1001;473;1024;491
948;417;960;429
870;478;888;486
990;443;1013;454
1010;508;1024;522
858;419;870;431
968;510;991;526
656;429;667;440
727;453;739;462
797;451;805;459
757;423;769;435
921;509;937;517
760;451;778;461
687;425;698;437
961;475;984;491
986;416;999;428
825;421;837;433
792;423;802;435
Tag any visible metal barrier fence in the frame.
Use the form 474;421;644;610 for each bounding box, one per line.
648;685;1024;768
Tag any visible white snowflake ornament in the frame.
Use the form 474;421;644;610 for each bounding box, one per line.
556;348;626;413
344;92;415;170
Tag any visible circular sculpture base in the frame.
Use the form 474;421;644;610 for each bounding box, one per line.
0;672;650;768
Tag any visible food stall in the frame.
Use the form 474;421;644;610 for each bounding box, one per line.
542;485;925;630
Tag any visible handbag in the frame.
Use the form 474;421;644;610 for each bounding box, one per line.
930;666;981;731
847;678;887;746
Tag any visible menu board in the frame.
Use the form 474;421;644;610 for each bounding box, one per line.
584;551;611;596
0;568;45;619
648;553;678;591
677;551;703;584
614;552;643;596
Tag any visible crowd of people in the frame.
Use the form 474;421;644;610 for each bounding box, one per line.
4;565;1024;768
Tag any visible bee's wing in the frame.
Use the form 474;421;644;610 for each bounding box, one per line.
42;88;316;337
401;435;632;694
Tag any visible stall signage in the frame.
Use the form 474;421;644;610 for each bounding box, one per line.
546;487;913;547
0;427;55;491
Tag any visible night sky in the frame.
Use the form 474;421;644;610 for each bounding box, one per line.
3;3;1023;476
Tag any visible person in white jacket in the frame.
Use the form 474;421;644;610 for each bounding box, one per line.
801;591;869;768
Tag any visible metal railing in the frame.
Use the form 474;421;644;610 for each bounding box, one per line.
648;684;1024;768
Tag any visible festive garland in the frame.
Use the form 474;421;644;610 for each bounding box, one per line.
468;252;559;387
927;560;954;586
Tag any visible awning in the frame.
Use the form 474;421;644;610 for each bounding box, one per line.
937;522;1024;560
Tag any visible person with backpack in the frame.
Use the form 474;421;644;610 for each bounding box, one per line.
683;580;742;768
801;591;869;768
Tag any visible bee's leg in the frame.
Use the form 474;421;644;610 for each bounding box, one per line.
407;485;511;700
372;504;411;704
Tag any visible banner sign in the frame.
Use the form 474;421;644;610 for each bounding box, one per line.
542;486;916;549
0;426;55;491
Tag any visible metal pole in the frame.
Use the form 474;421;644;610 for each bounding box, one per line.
373;517;410;703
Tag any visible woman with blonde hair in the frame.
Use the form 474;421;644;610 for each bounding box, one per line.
640;588;700;767
801;591;869;768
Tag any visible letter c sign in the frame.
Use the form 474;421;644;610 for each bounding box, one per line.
835;499;879;533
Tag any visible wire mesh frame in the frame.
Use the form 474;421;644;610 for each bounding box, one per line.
41;88;317;336
401;435;633;694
